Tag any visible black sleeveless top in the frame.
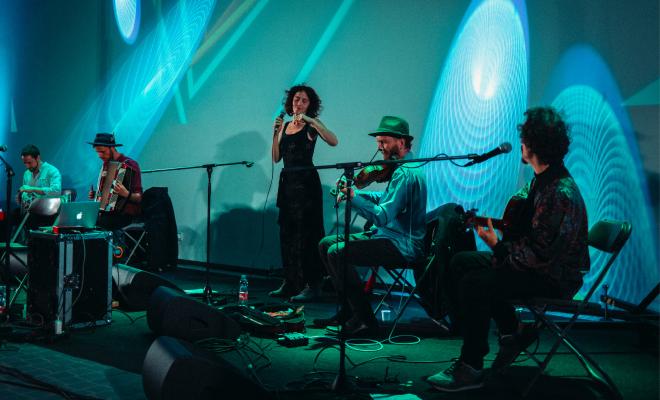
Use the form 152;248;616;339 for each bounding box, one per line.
276;122;323;211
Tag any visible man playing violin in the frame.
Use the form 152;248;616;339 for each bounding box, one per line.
428;107;589;392
315;116;427;337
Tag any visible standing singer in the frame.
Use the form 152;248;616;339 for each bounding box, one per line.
270;84;338;302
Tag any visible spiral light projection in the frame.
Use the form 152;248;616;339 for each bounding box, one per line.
55;0;216;192
420;0;528;221
113;0;141;44
552;86;659;309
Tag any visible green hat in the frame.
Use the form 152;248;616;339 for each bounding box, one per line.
368;116;413;141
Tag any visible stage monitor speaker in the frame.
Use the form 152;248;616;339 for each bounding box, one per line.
28;231;112;329
112;264;183;310
142;336;272;400
147;286;241;342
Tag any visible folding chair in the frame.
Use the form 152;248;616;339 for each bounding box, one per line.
519;219;631;399
120;222;147;266
372;231;438;337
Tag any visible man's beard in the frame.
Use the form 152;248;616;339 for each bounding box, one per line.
384;147;400;160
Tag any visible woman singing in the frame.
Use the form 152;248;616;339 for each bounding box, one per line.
270;84;338;302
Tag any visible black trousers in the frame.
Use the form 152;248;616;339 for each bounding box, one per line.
448;251;560;369
318;231;407;321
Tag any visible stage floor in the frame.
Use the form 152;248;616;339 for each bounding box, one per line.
0;265;657;400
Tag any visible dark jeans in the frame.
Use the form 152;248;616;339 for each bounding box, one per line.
318;231;407;321
448;251;560;369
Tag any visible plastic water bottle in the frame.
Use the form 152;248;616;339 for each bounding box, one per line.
238;275;249;306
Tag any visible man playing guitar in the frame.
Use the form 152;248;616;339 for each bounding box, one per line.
428;107;590;392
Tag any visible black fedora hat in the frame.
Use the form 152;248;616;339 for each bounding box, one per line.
87;132;123;147
367;116;413;141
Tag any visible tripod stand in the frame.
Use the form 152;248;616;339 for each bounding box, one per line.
142;160;253;305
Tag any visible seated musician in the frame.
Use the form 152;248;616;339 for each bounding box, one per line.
87;133;142;230
10;144;62;236
427;107;589;392
314;116;427;337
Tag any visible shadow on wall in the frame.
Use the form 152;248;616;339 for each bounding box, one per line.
212;205;279;271
206;130;279;269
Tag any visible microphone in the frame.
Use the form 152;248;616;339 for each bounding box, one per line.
245;162;254;168
0;145;7;152
273;111;285;135
466;142;512;166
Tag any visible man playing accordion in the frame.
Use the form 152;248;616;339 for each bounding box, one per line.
87;133;142;230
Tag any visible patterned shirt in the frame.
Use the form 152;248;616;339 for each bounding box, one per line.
351;152;427;262
492;163;590;297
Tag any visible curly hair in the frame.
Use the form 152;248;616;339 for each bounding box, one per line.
283;84;322;118
518;107;570;165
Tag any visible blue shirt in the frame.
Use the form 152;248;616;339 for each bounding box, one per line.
351;152;427;261
21;161;62;207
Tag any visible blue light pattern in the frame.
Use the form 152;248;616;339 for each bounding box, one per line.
420;0;528;220
553;87;659;309
113;0;141;44
543;45;658;310
55;0;216;193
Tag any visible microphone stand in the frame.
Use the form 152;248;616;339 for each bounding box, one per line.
142;160;253;305
287;151;480;393
0;154;14;318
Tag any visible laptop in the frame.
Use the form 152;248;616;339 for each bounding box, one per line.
53;201;100;231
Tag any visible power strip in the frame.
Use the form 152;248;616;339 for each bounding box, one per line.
277;332;309;347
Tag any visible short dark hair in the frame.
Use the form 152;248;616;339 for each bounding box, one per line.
21;144;40;158
518;107;570;165
283;84;322;118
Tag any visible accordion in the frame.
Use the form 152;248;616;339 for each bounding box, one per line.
95;161;135;212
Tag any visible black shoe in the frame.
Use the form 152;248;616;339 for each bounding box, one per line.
269;281;296;298
290;285;321;302
427;360;484;392
491;326;539;374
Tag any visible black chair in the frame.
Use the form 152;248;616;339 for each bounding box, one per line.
372;203;476;337
118;187;178;271
519;219;632;399
120;222;147;266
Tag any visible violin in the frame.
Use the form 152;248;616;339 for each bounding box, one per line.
330;152;397;199
353;163;395;189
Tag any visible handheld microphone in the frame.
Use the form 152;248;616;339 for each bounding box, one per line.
273;111;285;135
466;142;512;166
0;145;7;152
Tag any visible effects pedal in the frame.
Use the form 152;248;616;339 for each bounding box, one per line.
277;332;308;347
